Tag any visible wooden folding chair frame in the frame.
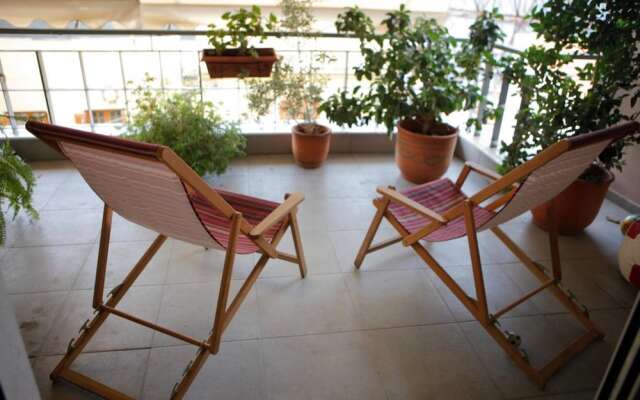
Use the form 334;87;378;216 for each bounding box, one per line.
353;124;640;388
25;121;308;399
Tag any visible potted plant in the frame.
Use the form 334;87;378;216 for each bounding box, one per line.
125;77;246;176
245;0;334;168
320;6;504;183
0;121;38;245
499;0;640;234
203;5;279;78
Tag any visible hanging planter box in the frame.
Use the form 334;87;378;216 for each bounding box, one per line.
201;48;277;78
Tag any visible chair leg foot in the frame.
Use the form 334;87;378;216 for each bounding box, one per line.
170;347;210;400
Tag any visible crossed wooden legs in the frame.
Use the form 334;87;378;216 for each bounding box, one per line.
355;198;603;388
50;204;307;399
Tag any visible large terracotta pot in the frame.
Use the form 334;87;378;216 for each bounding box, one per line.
395;119;458;184
291;123;331;169
531;164;614;235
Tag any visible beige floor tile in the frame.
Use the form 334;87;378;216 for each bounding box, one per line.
8;209;101;247
73;240;172;290
256;275;361;337
109;213;158;243
330;228;421;272
261;331;387;400
43;179;102;211
422;237;475;267
459;309;628;399
323;198;379;231
248;170;370;200
345;269;455;329
152;280;259;346
369;324;503;399
10;291;68;355
42;286;163;354
543;309;629;394
526;391;596;400
165;240;256;283
426;264;540;322
142;341;265;400
258;229;340;278
1;244;92;293
31;349;149;399
206;173;250;194
296;198;331;232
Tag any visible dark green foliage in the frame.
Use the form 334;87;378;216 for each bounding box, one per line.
125;79;246;176
500;0;640;178
206;5;278;56
319;5;505;136
0;130;38;245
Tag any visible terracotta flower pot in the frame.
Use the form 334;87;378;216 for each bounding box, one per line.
531;164;614;235
291;123;331;169
201;48;277;78
395;120;458;184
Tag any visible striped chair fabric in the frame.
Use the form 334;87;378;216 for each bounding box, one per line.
388;139;613;242
387;178;495;242
59;142;282;255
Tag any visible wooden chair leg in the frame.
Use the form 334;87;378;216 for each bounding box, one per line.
93;204;112;309
51;234;167;381
289;209;307;278
209;212;241;355
547;199;562;281
355;198;390;269
463;200;489;324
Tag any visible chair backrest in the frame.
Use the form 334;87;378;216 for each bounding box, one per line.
479;121;640;230
25;121;237;249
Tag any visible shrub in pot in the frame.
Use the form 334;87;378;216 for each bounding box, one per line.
203;6;279;78
0;122;38;245
320;6;504;183
499;0;640;234
245;0;333;168
124;77;246;176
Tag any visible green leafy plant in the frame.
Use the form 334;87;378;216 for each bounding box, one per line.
124;78;246;176
319;5;505;136
499;0;640;179
244;0;333;132
206;5;278;56
0;122;38;245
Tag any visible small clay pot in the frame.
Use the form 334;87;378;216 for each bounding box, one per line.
395;119;458;184
531;164;614;235
291;123;331;169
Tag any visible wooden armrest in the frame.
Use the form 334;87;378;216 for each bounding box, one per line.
377;187;447;224
466;162;503;180
250;192;304;237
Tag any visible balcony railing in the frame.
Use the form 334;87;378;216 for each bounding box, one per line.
0;27;595;160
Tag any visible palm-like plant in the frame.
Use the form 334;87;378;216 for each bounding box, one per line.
0;121;38;245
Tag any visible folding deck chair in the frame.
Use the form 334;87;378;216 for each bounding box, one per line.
25;121;308;399
355;121;640;388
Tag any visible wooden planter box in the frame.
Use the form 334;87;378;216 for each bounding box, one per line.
201;48;277;78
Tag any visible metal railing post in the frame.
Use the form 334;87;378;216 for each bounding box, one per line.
0;56;18;135
197;50;203;103
475;62;493;137
118;51;130;122
343;50;350;91
35;51;56;125
78;51;95;131
490;73;510;148
158;51;165;95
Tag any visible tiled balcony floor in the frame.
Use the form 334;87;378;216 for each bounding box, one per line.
2;154;638;400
